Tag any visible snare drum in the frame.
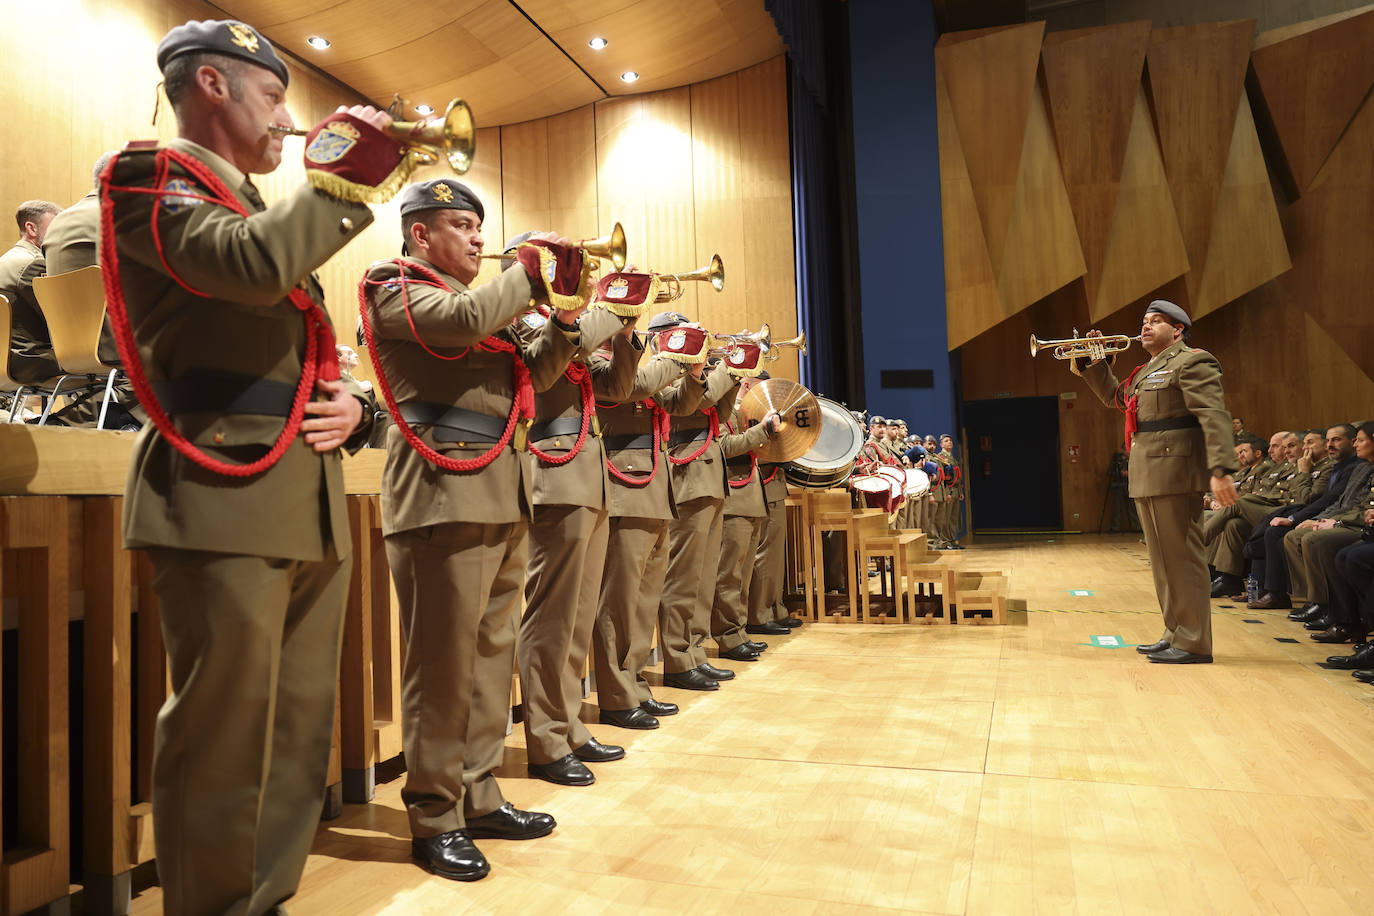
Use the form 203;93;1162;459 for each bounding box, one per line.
786;396;862;488
904;468;930;498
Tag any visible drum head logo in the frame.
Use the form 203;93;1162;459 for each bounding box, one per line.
795;407;811;428
607;278;629;299
667;330;687;351
305;121;360;164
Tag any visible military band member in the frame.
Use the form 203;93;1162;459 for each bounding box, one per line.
939;434;965;548
363;179;586;880
102;20;386;913
747;371;803;634
515;261;644;787
1073;300;1237;663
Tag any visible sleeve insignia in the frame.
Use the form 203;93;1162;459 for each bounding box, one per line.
522;312;548;330
306;122;361;164
161;177;204;214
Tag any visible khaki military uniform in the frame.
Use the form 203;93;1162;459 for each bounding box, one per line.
105;138;375;916
748;461;792;625
0;237;59;383
1285;455;1335;506
710;395;773;651
1078;340;1235;655
1281;465;1374;602
938;448;964;544
518;310;641;766
928;453;951;547
364;255;577;839
1204;459;1293;573
591;357;705;710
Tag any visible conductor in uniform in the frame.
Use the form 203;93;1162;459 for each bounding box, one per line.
103;20;385;914
1073;300;1237;663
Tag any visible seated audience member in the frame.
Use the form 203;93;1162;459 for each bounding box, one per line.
1248;424;1360;610
1326;517;1374;676
1;200;62;384
1232;416;1247;444
1207;431;1297;597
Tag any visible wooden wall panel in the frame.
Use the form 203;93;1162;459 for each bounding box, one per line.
1092;83;1190;320
1144;20;1256;308
545;107;601;242
1251;5;1374;194
1040;22;1151;311
690;72;749;340
937;67;1004;350
1192;96;1292;319
935;23;1045;276
995;75;1086;314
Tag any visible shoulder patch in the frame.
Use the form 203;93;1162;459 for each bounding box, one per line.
522;312;548;331
160;178;204;214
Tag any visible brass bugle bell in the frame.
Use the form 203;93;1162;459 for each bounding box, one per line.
1029;330;1141;360
581;222;627;271
655;254;725;301
269;98;475;174
765;332;807;360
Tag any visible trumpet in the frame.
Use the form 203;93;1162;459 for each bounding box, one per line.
483;222;627;271
765;332;807;360
269;98;475;175
1029;330;1142;361
713;324;771;347
654;254;725;301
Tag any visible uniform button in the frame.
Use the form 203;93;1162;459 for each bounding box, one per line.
213;432;225;444
339;217;354;233
554;439;563;448
626;463;635;470
457;441;466;448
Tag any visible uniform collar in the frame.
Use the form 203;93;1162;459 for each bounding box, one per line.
169;137;247;191
405;255;466;291
15;239;41;257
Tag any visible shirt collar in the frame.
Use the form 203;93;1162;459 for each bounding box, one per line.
169;138;247;190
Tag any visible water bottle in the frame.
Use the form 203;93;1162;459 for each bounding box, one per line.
1245;575;1258;604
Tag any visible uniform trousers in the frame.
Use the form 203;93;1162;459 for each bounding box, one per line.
1136;493;1212;654
148;545;349;916
1282;526;1362;604
1248;511;1297;594
942;495;962;542
1206;498;1281;576
386;521;526;838
520;505;609;764
1333;540;1374;632
748;496;788;624
593;517;671;709
925;496;945;546
660;496;724;673
712;514;765;649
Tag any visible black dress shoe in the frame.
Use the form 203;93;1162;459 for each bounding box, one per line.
1352;669;1374;683
1294;603;1325;622
527;755;595;787
1326;644;1374;668
745;621;790;636
720;644;760;662
412;830;489;881
1250;592;1292;610
747;640;768;651
465;803;556;840
697;662;736;680
1147;647;1213;664
1136;639;1170;655
1312;625;1356;644
640;697;678;716
663;669;719;691
600;707;660;729
781;616;804;628
1304;613;1334;631
573;737;626;762
1288;607;1311;621
1210;574;1244;598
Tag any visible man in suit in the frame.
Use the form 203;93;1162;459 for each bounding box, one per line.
1;199;62;386
102;20;385;914
1073;300;1237;663
363;180;586;880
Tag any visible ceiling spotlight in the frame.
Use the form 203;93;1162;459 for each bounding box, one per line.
306;36;331;50
414;104;434;116
620;71;639;83
588;37;608;50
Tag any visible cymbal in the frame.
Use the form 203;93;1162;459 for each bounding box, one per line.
736;378;822;463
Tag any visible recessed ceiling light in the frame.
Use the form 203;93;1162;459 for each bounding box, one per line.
414;104;434;116
620;71;639;83
306;36;331;50
588;37;608;50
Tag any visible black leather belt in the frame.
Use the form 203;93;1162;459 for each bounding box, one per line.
399;402;506;443
154;370;295;417
529;416;587;441
1135;416;1200;433
669;428;709;448
604;433;654;451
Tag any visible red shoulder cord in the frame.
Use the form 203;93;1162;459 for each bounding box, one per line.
723;420;758;489
358;259;533;471
668;406;720;466
952;465;962;485
98;149;338;477
1115;363;1146;454
526;305;594;466
761;464;779;485
600;398;665;487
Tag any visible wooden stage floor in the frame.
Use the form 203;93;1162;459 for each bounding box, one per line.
128;534;1374;914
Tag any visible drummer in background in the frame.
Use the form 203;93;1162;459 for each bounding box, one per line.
745;371;803;636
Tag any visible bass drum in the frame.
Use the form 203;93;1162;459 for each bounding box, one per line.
785;396;862;488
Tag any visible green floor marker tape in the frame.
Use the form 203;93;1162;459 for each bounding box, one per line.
1081;634;1137;649
1068;589;1094;597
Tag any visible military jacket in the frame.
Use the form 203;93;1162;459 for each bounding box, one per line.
0;238;59;382
1286;455;1334;506
365;256;577;535
105;138;374;560
1079;341;1236;498
600;355;705;520
1236;458;1274;496
43;189;118;364
667;362;738;505
718;392;768;519
1315;461;1374;525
